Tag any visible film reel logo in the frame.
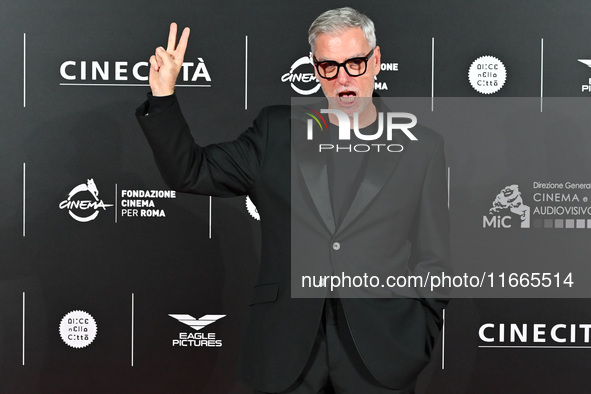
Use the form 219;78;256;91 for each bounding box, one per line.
59;179;113;222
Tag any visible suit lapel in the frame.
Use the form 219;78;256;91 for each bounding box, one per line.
336;131;410;234
295;151;336;234
292;107;336;235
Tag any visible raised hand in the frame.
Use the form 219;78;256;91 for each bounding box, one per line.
149;22;191;97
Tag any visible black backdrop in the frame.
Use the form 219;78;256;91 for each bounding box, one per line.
2;1;591;392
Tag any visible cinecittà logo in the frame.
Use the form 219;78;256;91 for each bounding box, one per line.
169;314;225;347
59;179;113;222
479;322;589;347
59;59;211;87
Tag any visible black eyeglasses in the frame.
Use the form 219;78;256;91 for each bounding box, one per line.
312;48;375;80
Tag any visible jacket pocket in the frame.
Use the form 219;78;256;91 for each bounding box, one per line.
249;283;279;305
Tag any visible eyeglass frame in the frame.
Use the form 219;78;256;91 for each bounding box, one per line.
311;48;375;80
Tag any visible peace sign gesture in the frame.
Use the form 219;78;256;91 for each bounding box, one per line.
149;22;191;97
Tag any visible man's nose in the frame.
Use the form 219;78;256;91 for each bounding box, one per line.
336;66;352;85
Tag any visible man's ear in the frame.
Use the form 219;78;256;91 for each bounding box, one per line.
310;53;320;81
373;46;381;76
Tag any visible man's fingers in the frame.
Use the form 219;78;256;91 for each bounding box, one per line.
174;27;191;58
166;22;178;52
149;23;184;97
157;47;179;73
149;55;159;71
155;48;168;67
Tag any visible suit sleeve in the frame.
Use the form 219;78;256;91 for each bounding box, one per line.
136;95;268;197
408;135;451;340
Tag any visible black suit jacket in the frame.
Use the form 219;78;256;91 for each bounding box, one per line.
136;96;450;392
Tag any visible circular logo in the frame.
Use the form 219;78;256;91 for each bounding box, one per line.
58;179;113;222
246;195;260;220
468;55;506;94
281;56;321;96
59;310;98;349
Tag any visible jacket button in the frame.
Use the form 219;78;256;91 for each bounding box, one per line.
332;242;340;250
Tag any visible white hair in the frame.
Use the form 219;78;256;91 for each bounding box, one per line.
308;7;376;52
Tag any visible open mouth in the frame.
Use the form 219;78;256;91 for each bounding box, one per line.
338;91;357;103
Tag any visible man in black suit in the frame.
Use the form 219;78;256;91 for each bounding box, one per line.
137;7;449;393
